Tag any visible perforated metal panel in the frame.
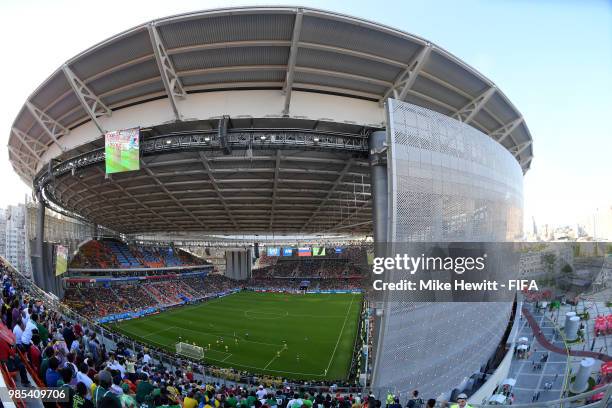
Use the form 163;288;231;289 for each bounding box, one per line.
372;100;523;399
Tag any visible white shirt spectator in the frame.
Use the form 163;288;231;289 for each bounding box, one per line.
70;339;80;353
110;383;124;396
21;318;37;345
108;360;126;378
256;387;267;400
287;398;303;408
76;371;93;398
12;324;24;346
142;353;151;364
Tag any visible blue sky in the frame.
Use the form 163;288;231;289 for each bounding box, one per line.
1;0;610;229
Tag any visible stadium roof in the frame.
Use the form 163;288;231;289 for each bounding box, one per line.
8;5;533;186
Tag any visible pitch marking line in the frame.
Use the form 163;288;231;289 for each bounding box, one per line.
142;326;177;339
323;293;355;375
263;356;277;370
244;310;289;320
212;360;322;377
176;325;284;348
263;343;289;370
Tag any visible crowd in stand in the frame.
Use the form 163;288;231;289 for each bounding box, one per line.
0;257;386;408
252;260;365;281
70;240;209;270
247;278;365;291
63;275;239;319
64;242;369;320
114;285;159;311
253;246;367;287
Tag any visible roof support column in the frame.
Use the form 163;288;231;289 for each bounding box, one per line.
380;44;431;105
33;192;46;291
492;117;523;143
25;102;69;151
512;141;532;157
62;65;111;135
369;130;388;254
148;23;187;121
7;147;36;179
452;86;496;124
282;8;304;116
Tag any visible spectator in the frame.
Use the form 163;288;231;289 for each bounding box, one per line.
183;390;198;408
40;346;55;381
74;382;95;408
46;356;61;387
94;370;120;407
21;312;38;346
119;383;137;408
449;394;472;408
12;319;24;349
0;327;31;386
388;397;401;408
58;367;76;408
28;333;42;373
77;363;94;395
257;385;268;400
135;372;154;405
407;391;423;408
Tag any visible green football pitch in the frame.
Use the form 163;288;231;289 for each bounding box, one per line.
108;291;362;380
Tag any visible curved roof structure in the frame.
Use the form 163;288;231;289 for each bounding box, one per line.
8;6;533;186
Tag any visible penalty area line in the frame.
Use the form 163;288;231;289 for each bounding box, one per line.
322;293;355;376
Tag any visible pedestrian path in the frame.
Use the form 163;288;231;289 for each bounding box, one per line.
522;307;612;362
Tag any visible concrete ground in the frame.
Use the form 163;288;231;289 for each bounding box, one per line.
507;300;611;404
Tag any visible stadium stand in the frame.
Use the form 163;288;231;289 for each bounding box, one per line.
114;284;158;310
62;273;240;318
107;240;143;268
69;240;119;269
135;246;165;268
69;240;209;269
0;256;373;406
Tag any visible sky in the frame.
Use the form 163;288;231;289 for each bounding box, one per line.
0;0;610;230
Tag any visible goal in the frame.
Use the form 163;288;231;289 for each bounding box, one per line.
175;342;204;360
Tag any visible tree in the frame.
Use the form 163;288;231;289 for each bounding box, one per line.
542;253;556;280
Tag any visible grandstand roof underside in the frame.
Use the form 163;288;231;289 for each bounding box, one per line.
51;140;373;234
7;6;534;235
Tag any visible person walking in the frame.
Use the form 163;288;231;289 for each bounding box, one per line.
449;394;472;408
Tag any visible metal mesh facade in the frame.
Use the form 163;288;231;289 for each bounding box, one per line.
26;202;94;258
372;100;523;398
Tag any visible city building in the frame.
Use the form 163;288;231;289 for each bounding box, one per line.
2;204;30;276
